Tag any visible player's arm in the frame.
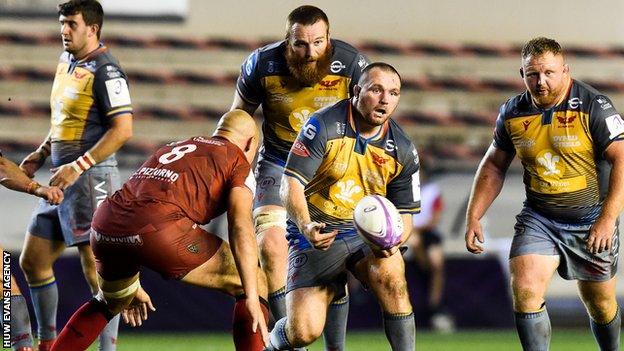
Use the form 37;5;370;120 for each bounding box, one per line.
231;49;263;116
280;175;337;250
50;114;132;189
588;140;624;253
230;91;259;116
464;145;514;254
226;185;268;342
20;131;52;178
0;155;63;204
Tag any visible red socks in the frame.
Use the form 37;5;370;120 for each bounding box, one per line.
233;297;270;351
50;299;112;351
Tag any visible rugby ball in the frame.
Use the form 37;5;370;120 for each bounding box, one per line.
353;195;403;249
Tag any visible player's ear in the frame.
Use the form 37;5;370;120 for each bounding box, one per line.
519;67;524;78
244;136;253;152
88;24;99;38
353;84;361;98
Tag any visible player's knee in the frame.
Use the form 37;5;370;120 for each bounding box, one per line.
584;297;617;322
19;252;42;277
254;209;287;236
374;271;409;301
257;231;287;271
289;321;323;347
512;286;543;312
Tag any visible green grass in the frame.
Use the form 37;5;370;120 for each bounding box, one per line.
83;329;600;351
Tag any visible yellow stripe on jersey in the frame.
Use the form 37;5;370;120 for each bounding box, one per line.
106;106;133;117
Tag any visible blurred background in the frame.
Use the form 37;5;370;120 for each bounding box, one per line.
1;0;624;347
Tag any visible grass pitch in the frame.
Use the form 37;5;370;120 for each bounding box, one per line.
85;329;599;350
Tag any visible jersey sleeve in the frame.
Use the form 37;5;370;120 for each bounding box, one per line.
235;50;264;105
492;105;515;153
387;143;421;214
588;95;624;155
93;64;133;119
348;52;371;94
229;154;254;193
284;115;327;185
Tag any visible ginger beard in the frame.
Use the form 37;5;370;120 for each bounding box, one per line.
285;41;332;87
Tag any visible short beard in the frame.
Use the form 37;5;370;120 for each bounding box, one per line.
285;41;332;87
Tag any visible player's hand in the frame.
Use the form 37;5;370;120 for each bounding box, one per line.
34;185;64;205
19;151;46;178
371;245;399;258
465;218;485;254
302;222;338;250
122;287;156;327
49;164;80;190
586;216;616;254
245;296;269;346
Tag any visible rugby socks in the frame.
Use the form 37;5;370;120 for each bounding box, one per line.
97;314;120;351
323;295;349;351
267;317;292;350
232;295;269;351
589;306;621;351
514;306;551;351
50;298;115;351
383;312;415;351
268;287;287;321
10;295;34;350
28;276;58;341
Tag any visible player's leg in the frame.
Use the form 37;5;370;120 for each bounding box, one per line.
76;244;120;351
168;222;267;351
509;254;559;351
254;204;289;319
355;248;415;351
2;244;34;351
51;273;140;351
508;207;562;351
266;286;333;350
19;231;65;351
578;277;620;350
9;275;34;351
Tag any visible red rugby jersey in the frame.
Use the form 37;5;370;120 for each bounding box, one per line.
92;136;253;235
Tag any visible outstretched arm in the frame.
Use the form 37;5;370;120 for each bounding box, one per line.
227;186;269;343
280;175;338;250
0;155;63;204
465;145;514;254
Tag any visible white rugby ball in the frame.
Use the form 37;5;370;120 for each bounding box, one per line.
353;195;403;249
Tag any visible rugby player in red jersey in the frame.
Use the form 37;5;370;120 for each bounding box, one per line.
50;110;269;351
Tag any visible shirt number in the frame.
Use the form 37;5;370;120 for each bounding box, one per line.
158;144;197;164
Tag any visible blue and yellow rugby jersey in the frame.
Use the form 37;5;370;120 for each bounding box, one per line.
284;99;420;249
493;79;624;223
49;45;132;167
236;39;370;163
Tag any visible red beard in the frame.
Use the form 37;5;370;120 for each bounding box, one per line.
285;41;332;87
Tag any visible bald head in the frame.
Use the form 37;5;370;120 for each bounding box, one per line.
213;109;259;163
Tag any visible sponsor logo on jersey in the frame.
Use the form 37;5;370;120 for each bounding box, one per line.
384;139;396;152
516;138;535;149
93;231;143;245
290;108;313;132
606;114;624;139
335;179;362;204
319;78;341;90
357;55;368;69
556;115;576;128
537;151;562;176
267;61;275;73
291;140;311;157
522;120;531;131
336;122;346;135
330;60;345;73
568;97;582;109
597;97;613;110
132;167;180;182
74;71;87;79
186;243;200;254
552;135;581;148
371;152;388;166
